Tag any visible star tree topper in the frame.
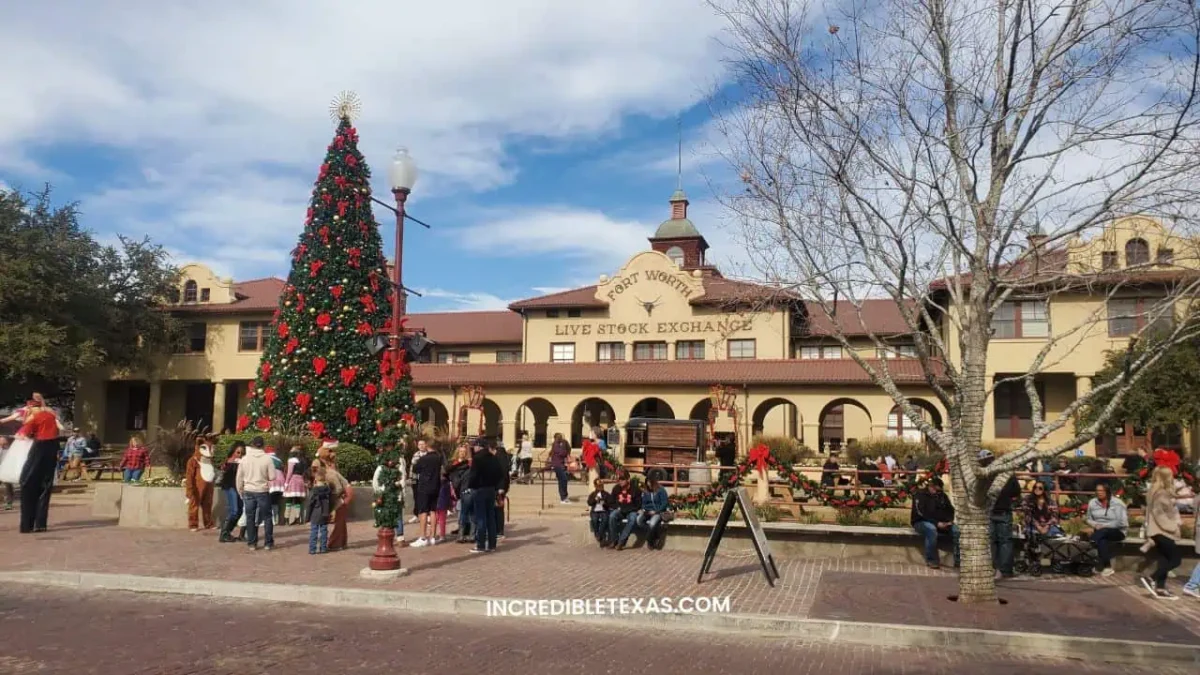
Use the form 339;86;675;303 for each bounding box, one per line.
330;90;362;123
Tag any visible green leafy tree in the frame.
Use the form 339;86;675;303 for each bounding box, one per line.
0;186;180;407
1079;334;1200;437
240;116;394;449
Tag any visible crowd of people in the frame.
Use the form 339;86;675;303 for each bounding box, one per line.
909;448;1200;600
586;472;672;550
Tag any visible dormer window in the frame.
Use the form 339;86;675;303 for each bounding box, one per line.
1157;248;1174;265
200;288;210;302
666;246;685;267
1125;238;1150;267
183;280;198;303
1101;251;1118;270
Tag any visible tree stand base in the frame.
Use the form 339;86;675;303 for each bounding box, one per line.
359;567;410;582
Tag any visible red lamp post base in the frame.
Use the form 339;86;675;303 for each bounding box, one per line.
368;526;401;571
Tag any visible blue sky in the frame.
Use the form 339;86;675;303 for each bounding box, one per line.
0;0;749;313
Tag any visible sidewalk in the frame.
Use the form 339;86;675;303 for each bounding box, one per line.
1;503;1197;659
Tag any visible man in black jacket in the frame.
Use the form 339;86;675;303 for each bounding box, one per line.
467;443;505;553
493;442;512;538
979;449;1021;579
911;477;959;569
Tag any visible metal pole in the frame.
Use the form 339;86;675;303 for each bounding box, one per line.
392;188;409;336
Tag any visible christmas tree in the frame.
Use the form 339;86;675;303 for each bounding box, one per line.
239;114;396;447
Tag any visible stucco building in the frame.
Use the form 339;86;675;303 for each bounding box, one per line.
73;191;1197;459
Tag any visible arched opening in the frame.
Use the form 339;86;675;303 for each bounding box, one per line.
818;398;871;454
416;398;450;434
666;246;685;267
1125;238;1150;266
630;397;675;420
516;397;557;449
688;399;712;422
886;399;943;444
183;280;198;303
572;398;616;448
752;397;800;440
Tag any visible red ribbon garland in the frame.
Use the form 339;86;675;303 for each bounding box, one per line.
748;443;770;473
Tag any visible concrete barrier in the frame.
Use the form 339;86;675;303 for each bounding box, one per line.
91;482;123;519
115;485;384;529
571;518;1199;570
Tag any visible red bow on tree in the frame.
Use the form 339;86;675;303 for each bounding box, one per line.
331;285;343;300
236;415;250;432
312;356;328;376
340;366;358;387
334;175;348;189
309;260;325;278
255;416;271;431
260;362;272;379
355;321;373;336
246;381;256;397
263;387;277;408
345;407;360;426
1153;448;1181;476
318;162;330;178
318;225;331;245
364;382;378;401
307;421;326;438
295;392;312;414
360;294;376;313
284;337;299;354
305;207;314;225
337;200;348;217
345;154;358;167
749;444;771;473
400;412;416;426
316;312;332;329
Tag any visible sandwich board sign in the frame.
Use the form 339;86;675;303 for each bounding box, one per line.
697;487;779;587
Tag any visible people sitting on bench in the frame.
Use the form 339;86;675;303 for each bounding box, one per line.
1085;483;1128;578
911;477;960;569
605;475;642;550
638;474;670;550
587;478;611;544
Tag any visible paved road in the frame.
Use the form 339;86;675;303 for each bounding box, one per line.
0;585;1188;675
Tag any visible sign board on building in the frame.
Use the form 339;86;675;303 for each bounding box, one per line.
647;424;700;450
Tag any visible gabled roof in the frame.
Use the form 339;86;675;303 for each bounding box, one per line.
410;357;947;387
508;276;800;311
801;300;918;337
170;277;287;314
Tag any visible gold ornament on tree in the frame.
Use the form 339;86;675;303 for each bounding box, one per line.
329;90;362;123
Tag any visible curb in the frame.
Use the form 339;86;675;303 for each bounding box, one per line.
0;570;1195;666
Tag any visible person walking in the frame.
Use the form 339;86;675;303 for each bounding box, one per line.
236;436;278;551
467;442;505;553
550;433;571;504
517;433;533;479
218;443;246;542
581;433;601;488
1141;466;1184;599
14;396;66;533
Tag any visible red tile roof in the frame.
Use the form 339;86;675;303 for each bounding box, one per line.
410;358;945;387
802;300;917;337
508;276;800;311
170;277;287;314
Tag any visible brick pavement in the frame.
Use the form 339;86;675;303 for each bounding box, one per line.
1;502;1197;646
0;585;1193;675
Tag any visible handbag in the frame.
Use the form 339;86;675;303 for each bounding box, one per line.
661;511;676;524
0;438;33;485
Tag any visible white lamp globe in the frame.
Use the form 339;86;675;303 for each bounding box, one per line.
389;147;418;192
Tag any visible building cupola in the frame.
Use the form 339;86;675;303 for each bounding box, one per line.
649;189;709;270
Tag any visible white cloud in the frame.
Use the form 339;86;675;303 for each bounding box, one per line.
0;1;730;275
415;288;513;312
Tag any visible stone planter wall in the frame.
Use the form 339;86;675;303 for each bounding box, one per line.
91;482;124;519
114;484;391;529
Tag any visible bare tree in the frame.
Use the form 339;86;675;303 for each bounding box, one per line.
712;0;1200;602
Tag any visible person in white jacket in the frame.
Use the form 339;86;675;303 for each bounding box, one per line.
372;454;408;545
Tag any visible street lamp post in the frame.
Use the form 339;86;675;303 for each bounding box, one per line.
366;148;419;574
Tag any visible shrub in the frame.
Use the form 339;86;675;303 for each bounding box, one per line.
800;512;824;525
876;513;908;529
149;420;205;478
835;508;870;526
844;438;941;468
755;503;785;522
335;444;376;482
752;435;813;464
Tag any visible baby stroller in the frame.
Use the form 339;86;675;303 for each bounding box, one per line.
1014;529;1099;577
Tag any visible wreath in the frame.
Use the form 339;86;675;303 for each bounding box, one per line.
600;445;944;515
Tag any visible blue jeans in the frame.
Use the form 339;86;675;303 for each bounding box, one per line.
638;511;663;535
553;466;569;500
1184;561;1200;591
242;491;273;548
472;487;497;550
989;513;1014;575
613;510;640;546
590;511;608;540
1090;528;1125;570
309;521;328;553
395;506;404;536
457;491;474;537
222;487;242;534
122;468;144;483
913;521;960;566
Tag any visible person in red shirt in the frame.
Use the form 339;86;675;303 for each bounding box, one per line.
119;436;151;482
15;395;66;533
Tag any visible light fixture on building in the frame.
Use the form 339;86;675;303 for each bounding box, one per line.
365;334;390;357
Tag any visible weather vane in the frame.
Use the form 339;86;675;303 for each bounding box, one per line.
330;91;362;123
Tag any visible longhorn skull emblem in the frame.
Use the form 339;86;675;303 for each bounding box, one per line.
636;295;662;316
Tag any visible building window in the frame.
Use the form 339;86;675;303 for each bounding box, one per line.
1107;297;1173;337
183;280;198;303
634;342;668;361
597;342;626;362
1101;251;1118;270
436;352;470;364
994;379;1044;438
238;321;269;351
179;322;206;353
675;340;705;360
1157;248;1174;265
551;343;575;363
546;310;560;318
800;345;842;359
991;300;1049;338
567;309;582;318
886;405;926;443
496;350;522;363
727;339;756;360
199;288;210;302
126;384;150;431
877;344;917;359
1125;238;1150;266
666;246;685;267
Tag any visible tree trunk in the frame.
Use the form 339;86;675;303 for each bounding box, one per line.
955;502;996;603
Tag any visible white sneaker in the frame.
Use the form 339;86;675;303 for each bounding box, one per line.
429;537;440;545
406;516;418;524
1100;568;1115;577
411;537;428;548
560;499;571;505
1181;586;1200;598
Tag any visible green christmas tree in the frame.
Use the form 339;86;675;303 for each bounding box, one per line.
240;114;397;447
